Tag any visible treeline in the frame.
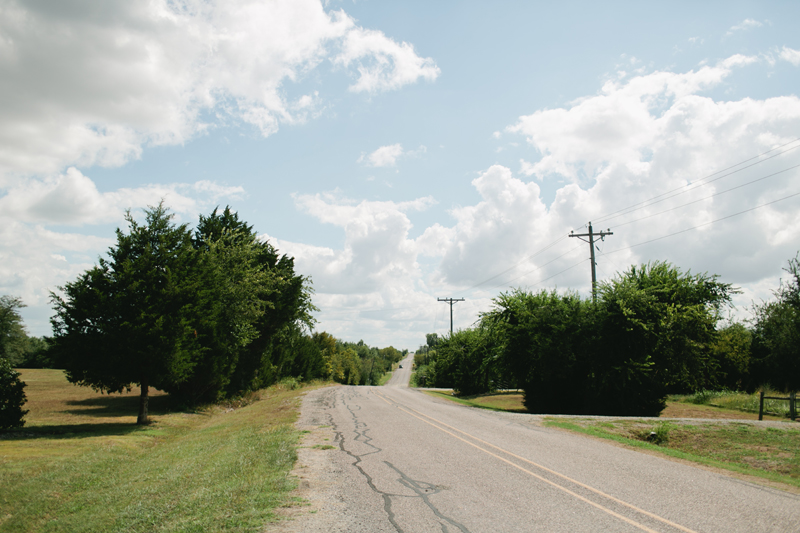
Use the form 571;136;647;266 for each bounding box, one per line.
418;258;800;417
314;332;406;385
39;203;401;425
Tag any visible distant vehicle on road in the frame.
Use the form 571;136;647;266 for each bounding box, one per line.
399;364;403;368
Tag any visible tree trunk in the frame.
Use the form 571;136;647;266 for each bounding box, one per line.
137;379;149;425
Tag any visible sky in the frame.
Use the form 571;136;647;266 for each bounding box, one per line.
2;0;800;349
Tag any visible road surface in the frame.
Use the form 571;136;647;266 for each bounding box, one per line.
275;353;800;532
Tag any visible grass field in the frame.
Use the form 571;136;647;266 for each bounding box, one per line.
0;369;321;532
424;389;800;492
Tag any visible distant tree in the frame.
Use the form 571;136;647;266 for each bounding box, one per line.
750;254;800;391
51;204;200;424
0;357;27;429
0;296;27;365
329;347;361;385
312;331;337;378
426;333;440;349
710;323;751;390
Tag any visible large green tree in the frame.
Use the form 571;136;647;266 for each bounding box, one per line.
52;204;200;424
178;207;317;402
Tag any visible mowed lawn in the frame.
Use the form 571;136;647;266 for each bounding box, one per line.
424;389;800;492
1;369;316;532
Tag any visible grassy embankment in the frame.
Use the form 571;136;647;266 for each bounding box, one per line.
0;369;321;532
422;388;800;491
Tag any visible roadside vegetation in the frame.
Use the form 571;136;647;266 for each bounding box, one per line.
413;255;800;419
0;369;324;532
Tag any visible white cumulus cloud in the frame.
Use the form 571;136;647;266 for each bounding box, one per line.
0;0;439;179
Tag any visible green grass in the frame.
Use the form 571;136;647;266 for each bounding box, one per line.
377;371;393;386
545;418;800;491
672;389;797;419
0;369;324;532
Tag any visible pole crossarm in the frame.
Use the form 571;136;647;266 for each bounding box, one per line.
437;297;465;334
569;221;613;301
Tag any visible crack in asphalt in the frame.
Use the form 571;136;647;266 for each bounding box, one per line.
386;461;472;533
324;387;472;533
328;387;403;532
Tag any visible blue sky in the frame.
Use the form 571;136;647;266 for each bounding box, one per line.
2;1;800;348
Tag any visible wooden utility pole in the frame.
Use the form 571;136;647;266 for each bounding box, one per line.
437;297;464;334
569;222;613;301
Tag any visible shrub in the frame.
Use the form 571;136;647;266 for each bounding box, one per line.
0;357;28;429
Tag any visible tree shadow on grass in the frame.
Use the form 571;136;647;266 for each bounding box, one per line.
0;423;149;440
0;394;177;440
62;393;172;418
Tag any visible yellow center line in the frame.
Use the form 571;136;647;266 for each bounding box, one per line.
374;390;696;533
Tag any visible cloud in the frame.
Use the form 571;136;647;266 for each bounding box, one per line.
0;0;439;178
506;56;760;183
358;143;426;167
359;144;404;167
779;46;800;66
334;27;440;93
726;18;763;37
260;192;442;344
0;168;244;226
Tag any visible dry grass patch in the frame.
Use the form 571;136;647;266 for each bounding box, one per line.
423;390;526;412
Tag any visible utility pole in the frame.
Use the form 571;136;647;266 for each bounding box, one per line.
437;297;465;334
569;222;613;301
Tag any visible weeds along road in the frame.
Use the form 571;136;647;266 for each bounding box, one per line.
280;354;800;533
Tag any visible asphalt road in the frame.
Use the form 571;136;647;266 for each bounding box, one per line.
278;353;800;532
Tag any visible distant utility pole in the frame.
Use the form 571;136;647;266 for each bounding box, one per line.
569;222;613;301
437;297;465;334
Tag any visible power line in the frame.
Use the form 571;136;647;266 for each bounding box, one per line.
484;242;584;291
524;258;587;290
457;234;570;292
592;138;800;226
611;163;800;229
604;189;800;255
